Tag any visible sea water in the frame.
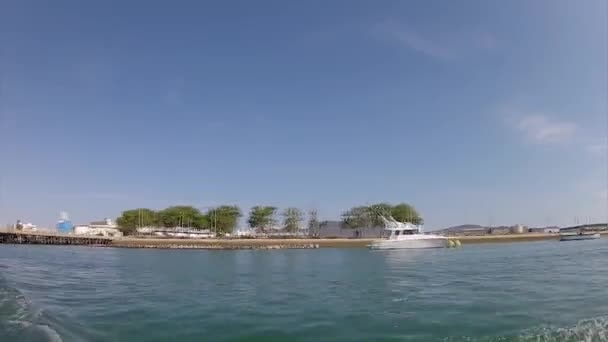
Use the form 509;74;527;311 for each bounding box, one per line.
1;239;608;341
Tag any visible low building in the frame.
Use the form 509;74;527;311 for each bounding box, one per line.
490;227;511;235
318;221;384;238
233;228;255;237
74;218;123;237
135;227;216;239
16;221;38;231
527;226;559;233
459;227;490;236
259;226;309;237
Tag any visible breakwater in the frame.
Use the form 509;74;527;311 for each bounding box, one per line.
0;231;111;246
110;237;353;249
111;242;320;250
1;232;589;250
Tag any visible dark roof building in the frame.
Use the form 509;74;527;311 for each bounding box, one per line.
318;221;384;238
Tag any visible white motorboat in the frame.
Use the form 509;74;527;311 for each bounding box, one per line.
560;231;600;241
368;217;448;250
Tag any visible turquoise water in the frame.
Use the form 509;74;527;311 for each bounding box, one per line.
1;240;608;341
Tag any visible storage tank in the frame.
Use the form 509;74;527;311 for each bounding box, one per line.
56;212;74;233
511;224;525;234
56;220;74;233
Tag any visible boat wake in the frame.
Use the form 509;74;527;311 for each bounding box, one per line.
0;277;63;342
516;317;608;342
443;316;608;341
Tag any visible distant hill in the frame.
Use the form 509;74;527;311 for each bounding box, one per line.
435;224;488;234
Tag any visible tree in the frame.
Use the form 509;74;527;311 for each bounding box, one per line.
283;207;303;233
196;214;211;230
206;205;242;235
368;203;393;227
248;206;277;232
341;206;372;229
116;208;158;235
391;203;423;225
158;206;204;229
341;203;424;229
308;210;320;237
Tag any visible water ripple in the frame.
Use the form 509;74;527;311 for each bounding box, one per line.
0;240;607;341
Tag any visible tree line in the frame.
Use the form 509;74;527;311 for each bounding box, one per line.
341;203;422;228
116;205;310;236
115;202;422;236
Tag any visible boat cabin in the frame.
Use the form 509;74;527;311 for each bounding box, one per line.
385;225;420;239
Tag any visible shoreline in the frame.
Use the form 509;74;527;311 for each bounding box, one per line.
110;233;564;249
450;233;560;244
110;237;372;249
3;231;602;249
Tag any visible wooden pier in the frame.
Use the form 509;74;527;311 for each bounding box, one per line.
0;230;112;246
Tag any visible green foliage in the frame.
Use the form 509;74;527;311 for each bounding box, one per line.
308;210;320;237
116;208;158;235
391;203;423;225
158;206;204;229
368;203;393;227
248;206;277;231
282;207;303;233
341;203;423;228
197;214;211;229
341;206;372;229
207;205;242;235
116;205;245;235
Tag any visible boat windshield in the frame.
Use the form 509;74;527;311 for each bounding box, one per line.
390;229;416;237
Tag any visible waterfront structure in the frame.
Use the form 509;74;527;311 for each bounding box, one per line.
14;220;37;231
232;228;255;237
511;224;526;234
317;221;384;238
56;212;74;234
490;227;511;235
135;227;216;239
74;218;122;237
0;231;111;245
528;227;561;233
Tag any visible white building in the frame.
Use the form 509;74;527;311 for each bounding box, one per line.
74;218;123;237
135;227;216;239
233;228;255;237
22;222;37;231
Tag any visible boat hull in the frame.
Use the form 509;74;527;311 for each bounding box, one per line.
560;233;600;241
369;238;448;250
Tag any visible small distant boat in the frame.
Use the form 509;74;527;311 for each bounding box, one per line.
369;216;448;250
560;231;600;241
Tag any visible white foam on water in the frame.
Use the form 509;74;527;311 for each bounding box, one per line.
35;324;64;342
441;316;608;341
517;316;608;342
0;285;31;331
0;280;64;342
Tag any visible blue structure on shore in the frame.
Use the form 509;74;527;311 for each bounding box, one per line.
56;212;74;233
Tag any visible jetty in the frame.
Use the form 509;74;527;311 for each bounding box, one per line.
0;229;111;246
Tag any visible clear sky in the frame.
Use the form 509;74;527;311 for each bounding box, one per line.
1;0;606;229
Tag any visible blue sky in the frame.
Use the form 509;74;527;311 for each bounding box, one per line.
1;0;606;229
